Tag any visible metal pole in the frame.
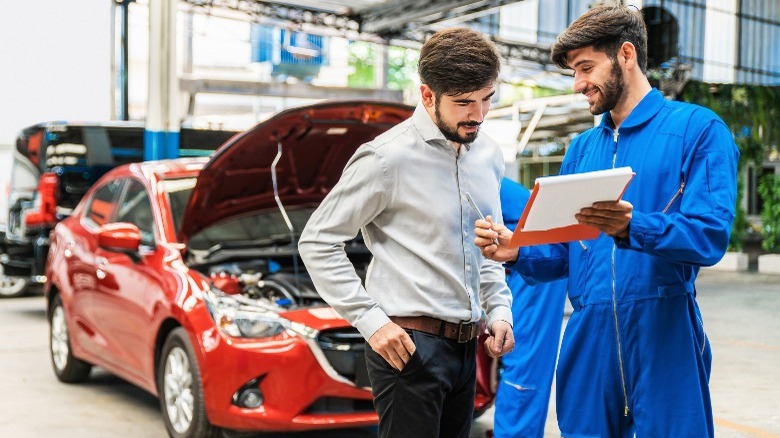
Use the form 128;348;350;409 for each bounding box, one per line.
375;44;388;90
119;0;131;121
145;0;180;160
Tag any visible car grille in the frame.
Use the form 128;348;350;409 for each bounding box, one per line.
316;328;371;388
303;396;375;414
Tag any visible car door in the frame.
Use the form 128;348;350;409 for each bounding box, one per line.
66;178;124;360
90;178;166;383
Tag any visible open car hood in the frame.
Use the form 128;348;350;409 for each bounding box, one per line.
179;101;413;243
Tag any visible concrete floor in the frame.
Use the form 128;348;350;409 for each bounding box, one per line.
0;269;778;437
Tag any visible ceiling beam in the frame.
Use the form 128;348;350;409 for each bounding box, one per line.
357;0;518;35
184;0;361;32
180;77;404;101
180;0;559;68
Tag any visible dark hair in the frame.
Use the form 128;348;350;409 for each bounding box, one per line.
418;27;500;96
551;5;648;73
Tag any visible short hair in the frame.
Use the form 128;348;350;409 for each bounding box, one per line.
418;27;501;96
551;5;648;73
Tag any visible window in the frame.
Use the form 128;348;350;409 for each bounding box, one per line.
84;179;123;226
116;179;156;247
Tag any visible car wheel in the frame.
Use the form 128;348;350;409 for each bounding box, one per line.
49;295;92;382
158;328;220;438
0;264;27;297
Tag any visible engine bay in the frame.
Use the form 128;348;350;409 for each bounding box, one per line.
202;253;370;311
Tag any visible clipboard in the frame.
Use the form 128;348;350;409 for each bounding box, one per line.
509;167;635;248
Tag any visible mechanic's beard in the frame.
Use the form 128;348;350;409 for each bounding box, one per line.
435;102;480;144
588;61;625;116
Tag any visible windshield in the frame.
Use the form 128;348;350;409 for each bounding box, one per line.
163;177;197;236
163;176;319;254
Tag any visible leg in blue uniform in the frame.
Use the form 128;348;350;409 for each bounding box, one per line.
627;294;713;438
556;294;713;438
493;271;567;438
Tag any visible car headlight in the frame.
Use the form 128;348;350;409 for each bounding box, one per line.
204;287;289;338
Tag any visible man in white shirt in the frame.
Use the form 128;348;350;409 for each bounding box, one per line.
299;27;514;438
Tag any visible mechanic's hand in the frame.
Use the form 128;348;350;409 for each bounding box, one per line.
485;320;514;358
368;322;416;371
576;200;633;239
474;215;519;263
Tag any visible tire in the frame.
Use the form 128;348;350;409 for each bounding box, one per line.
158;328;221;438
0;264;28;297
49;294;92;382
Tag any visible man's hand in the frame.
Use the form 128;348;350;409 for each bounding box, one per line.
576;200;633;239
485;320;514;358
473;215;519;263
368;322;416;371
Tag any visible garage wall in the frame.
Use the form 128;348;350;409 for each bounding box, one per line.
0;0;113;147
0;0;113;224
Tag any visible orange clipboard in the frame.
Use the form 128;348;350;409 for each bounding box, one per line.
509;167;635;248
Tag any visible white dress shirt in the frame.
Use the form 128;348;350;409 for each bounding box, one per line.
299;103;513;340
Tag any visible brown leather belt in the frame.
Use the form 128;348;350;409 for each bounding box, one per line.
389;316;479;343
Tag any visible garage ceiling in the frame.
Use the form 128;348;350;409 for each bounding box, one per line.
181;0;555;66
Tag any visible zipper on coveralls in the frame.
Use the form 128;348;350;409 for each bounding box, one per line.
610;129;630;417
662;181;686;213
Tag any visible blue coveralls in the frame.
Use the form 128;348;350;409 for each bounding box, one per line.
494;178;568;438
507;89;739;437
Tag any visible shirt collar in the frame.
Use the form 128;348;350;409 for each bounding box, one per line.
412;102;470;152
599;87;666;130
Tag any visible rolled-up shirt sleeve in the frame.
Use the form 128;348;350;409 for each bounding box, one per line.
480;259;514;330
299;145;391;340
479;193;513;330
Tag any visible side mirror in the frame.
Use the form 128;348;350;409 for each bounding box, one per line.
97;223;141;253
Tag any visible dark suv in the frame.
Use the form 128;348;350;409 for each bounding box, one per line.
0;121;237;297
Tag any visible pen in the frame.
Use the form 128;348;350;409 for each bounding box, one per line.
465;192;500;247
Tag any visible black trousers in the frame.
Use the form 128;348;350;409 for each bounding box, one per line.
364;330;477;438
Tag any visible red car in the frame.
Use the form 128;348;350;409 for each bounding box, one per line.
45;101;497;437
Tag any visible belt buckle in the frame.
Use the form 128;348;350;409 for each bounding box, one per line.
456;321;472;343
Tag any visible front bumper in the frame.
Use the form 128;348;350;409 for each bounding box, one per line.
0;234;47;283
197;325;377;432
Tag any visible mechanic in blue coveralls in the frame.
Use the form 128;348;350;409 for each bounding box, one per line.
475;5;738;438
492;177;567;438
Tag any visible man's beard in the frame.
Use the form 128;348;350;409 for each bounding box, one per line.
434;100;481;144
588;60;625;115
